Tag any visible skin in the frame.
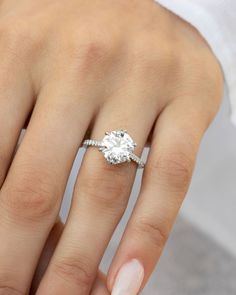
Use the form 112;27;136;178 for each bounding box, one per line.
0;0;223;294
31;220;109;295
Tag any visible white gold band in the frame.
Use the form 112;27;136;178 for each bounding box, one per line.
129;152;145;168
83;139;105;148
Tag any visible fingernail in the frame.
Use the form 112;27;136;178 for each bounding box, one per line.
112;259;144;295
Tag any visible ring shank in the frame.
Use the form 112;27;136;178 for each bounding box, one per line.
83;139;104;148
129;152;145;168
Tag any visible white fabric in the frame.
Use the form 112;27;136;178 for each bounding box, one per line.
156;0;236;125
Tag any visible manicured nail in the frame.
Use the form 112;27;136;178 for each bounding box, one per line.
112;259;144;295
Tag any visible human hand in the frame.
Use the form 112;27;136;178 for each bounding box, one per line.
0;0;223;294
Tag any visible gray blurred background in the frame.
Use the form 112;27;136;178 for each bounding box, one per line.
60;95;236;294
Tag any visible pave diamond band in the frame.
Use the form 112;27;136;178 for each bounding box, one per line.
83;130;145;168
83;139;104;148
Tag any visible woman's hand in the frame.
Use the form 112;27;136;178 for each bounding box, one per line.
0;0;223;294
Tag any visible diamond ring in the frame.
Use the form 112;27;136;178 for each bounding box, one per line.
83;130;145;168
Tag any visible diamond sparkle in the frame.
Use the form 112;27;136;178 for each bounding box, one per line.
100;130;136;165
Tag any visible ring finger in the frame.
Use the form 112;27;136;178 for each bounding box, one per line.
36;89;160;295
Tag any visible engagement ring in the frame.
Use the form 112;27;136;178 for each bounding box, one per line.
83;130;145;168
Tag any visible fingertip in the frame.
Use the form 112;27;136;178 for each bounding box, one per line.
109;259;144;295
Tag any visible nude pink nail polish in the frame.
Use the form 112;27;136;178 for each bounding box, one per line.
111;259;144;295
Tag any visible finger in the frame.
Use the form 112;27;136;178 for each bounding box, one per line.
31;218;64;294
37;92;159;295
107;98;211;294
31;219;109;295
0;52;34;185
0;84;93;294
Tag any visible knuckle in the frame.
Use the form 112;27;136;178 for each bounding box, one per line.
0;20;38;57
0;285;23;295
0;288;22;295
1;173;58;221
81;38;110;60
134;217;168;249
52;258;94;289
130;35;179;80
149;151;193;190
176;50;223;121
177;47;222;89
65;33;113;68
78;162;131;211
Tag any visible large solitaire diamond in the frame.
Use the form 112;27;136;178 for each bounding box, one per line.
100;130;136;165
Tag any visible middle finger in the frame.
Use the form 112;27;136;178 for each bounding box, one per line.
0;82;93;294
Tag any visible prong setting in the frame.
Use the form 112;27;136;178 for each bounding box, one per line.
83;130;145;168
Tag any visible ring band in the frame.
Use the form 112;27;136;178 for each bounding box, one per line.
83;130;145;168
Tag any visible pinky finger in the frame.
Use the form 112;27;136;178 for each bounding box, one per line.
107;98;211;294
